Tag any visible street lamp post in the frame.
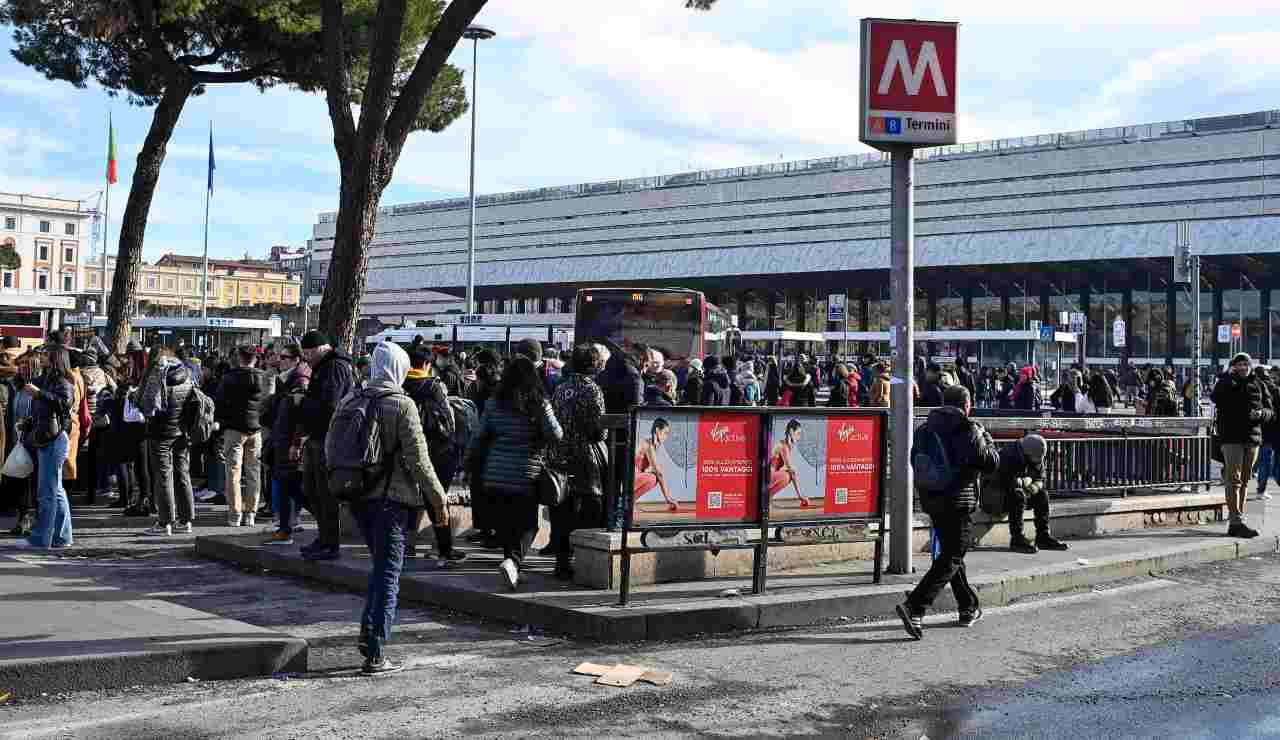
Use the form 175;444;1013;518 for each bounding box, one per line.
464;24;496;317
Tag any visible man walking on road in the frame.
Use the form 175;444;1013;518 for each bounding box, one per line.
898;385;999;639
299;331;356;561
1212;352;1272;539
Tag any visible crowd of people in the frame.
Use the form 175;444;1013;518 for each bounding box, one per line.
4;327;1266;663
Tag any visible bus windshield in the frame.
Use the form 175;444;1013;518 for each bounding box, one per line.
576;290;702;364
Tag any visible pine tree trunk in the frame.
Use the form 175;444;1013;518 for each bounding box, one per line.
106;71;194;355
318;161;384;352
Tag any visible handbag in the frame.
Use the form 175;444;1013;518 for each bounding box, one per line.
537;464;568;507
3;436;33;479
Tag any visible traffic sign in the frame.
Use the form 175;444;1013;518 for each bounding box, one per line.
859;18;958;147
827;294;847;323
1217;324;1231;343
1113;319;1126;348
1039;325;1055;342
1232;323;1241;339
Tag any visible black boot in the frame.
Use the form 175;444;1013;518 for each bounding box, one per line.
1035;532;1069;550
1009;534;1038;554
434;526;466;562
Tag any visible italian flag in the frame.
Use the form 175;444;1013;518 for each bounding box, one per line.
106;115;118;185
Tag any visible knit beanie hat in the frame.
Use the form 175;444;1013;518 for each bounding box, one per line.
1231;352;1252;366
1020;433;1047;463
300;330;330;350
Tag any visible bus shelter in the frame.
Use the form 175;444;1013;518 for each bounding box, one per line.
69;316;282;354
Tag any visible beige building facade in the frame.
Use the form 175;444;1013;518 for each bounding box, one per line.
85;253;302;313
0;192;91;296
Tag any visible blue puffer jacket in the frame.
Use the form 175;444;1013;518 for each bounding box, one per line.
468;399;563;495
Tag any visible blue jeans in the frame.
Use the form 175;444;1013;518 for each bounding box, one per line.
273;478;306;534
29;433;72;548
352;498;407;661
1257;446;1279;493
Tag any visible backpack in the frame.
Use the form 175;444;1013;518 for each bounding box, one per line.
912;425;960;494
412;378;455;459
1152;381;1180;416
447;396;478;472
180;384;217;445
325;389;399;503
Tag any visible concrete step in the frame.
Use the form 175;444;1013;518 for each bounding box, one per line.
194;501;1278;643
0;554;307;697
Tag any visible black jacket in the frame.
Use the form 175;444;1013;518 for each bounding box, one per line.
920;381;944;407
827;379;850;408
300;349;355;441
701;368;732;406
997;442;1043;488
215;366;270;434
682;369;704;406
31;372;74;443
784;374;816;407
918;405;999;514
600;354;643;414
643;385;675;407
147;363;193;440
1213;371;1272;445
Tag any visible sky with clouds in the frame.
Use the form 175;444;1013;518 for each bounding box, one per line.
0;0;1276;263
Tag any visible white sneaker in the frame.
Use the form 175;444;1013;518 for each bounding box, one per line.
228;513;242;527
176;522;193;534
1261;492;1274;501
193;489;216;501
143;523;172;537
499;558;519;591
244;513;256;528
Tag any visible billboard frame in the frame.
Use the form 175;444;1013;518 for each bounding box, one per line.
618;406;890;606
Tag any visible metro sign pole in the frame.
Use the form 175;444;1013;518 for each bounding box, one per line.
860;18;958;576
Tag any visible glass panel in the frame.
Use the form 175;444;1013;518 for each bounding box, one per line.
937;286;965;330
1013;285;1038;330
1224;288;1263;360
1048;292;1078;332
781;292;799;332
1088;291;1121;358
743;291;769;331
867;286;891;332
802;291;818;331
914;290;928;331
972;292;1004;331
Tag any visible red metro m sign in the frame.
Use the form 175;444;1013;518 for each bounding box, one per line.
859;18;958;148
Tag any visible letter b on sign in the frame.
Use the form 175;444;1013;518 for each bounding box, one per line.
860;18;958;147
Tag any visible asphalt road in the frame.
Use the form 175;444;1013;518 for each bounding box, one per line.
2;533;1279;739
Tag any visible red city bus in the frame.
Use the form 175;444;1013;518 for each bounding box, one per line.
574;288;734;365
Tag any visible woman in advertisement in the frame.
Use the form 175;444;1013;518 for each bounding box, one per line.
633;418;679;512
768;419;813;508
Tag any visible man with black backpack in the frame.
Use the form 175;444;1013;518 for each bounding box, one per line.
403;345;465;564
897;385;999;640
325;341;448;675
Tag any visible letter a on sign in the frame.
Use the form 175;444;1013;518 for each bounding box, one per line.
860;18;958;148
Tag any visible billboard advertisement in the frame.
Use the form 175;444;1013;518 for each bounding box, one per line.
632;409;761;525
860;18;958;147
766;415;883;520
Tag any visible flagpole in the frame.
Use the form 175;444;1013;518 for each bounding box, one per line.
102;111;110;322
202;121;211;319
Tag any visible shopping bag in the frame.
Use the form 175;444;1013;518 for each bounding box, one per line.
3;441;33;479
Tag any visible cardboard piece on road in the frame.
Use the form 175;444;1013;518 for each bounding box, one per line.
639;670;674;687
572;662;615;677
595;664;648;687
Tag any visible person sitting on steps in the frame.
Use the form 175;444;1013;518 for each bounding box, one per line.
997;433;1069;554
